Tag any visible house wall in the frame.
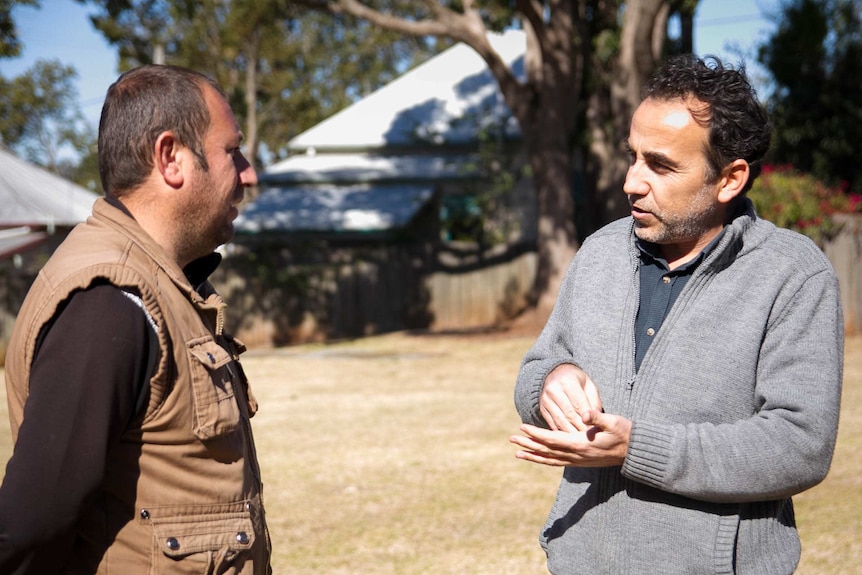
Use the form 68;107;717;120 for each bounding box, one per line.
0;235;66;365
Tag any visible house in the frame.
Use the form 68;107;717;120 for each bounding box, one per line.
236;29;530;241
0;146;98;363
0;146;96;259
218;30;538;346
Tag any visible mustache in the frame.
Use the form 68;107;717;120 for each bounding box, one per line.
629;199;653;212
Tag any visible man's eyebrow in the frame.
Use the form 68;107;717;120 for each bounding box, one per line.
622;139;681;170
642;150;681;170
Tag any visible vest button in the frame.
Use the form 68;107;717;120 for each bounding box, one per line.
236;532;249;545
166;537;180;550
140;509;150;520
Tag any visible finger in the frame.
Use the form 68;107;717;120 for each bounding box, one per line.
582;409;615;432
584;377;603;413
514;449;570;467
560;386;597;425
541;402;580;432
518;424;581;450
542;386;588;431
510;431;568;461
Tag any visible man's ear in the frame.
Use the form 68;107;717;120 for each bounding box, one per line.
154;132;184;188
717;159;750;204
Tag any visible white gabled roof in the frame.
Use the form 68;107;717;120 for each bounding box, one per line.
286;29;525;152
236;183;433;234
261;151;477;185
0;147;96;227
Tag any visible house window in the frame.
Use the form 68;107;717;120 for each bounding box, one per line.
440;194;483;242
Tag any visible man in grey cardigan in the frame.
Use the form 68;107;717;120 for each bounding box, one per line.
510;54;844;574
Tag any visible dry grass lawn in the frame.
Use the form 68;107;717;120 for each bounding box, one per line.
1;331;860;573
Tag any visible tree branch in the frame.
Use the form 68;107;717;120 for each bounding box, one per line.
294;0;532;124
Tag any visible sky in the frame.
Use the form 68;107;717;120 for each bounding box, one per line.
1;0;780;146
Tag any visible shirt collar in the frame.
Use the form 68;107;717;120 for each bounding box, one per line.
183;252;222;288
636;228;727;273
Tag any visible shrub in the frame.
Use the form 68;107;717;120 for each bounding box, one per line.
748;165;862;246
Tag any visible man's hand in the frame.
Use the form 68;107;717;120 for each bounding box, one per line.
509;409;633;468
540;363;603;432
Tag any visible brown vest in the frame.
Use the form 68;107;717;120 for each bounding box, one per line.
5;198;271;574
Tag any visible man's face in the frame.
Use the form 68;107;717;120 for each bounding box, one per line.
623;97;726;265
183;86;257;259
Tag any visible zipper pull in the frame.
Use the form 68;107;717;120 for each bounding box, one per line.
625;375;636;391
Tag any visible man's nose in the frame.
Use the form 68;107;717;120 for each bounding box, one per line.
237;153;258;187
623;164;647;196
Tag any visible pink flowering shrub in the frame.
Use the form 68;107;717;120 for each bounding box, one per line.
748;165;862;245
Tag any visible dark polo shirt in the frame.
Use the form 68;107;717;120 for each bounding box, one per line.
634;231;725;371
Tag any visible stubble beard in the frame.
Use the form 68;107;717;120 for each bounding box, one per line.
633;184;722;246
179;179;237;264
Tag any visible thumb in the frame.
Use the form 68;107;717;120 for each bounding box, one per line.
581;408;609;429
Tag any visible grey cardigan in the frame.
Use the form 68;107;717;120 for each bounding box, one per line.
515;200;844;574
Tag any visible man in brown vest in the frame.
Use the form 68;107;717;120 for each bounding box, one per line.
0;65;271;574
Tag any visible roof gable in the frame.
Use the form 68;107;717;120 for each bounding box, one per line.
287;29;526;153
0;147;96;227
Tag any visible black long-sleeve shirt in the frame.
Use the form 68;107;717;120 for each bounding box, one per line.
0;284;158;573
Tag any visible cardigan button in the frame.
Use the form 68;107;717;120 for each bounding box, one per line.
166;537;180;551
140;509;150;520
236;532;250;545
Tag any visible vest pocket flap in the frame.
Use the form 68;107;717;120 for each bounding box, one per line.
152;513;255;559
187;338;241;440
188;339;232;371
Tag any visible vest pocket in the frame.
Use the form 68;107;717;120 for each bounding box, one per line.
187;337;242;440
149;511;255;574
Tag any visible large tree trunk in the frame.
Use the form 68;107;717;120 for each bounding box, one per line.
586;0;670;231
526;129;578;314
516;8;583;315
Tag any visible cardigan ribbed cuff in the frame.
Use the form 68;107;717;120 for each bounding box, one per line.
622;419;674;488
516;358;580;426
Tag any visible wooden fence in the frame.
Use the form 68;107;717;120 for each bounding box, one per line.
825;214;862;336
210;240;537;347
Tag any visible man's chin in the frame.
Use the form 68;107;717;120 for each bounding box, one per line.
633;226;667;245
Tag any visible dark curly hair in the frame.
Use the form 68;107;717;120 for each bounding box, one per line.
642;54;772;193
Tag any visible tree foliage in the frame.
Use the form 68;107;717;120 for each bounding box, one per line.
79;0;446;171
0;1;96;186
0;58;93;171
0;0;37;57
758;0;862;194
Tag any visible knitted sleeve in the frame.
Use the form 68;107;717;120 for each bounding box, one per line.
622;265;844;502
